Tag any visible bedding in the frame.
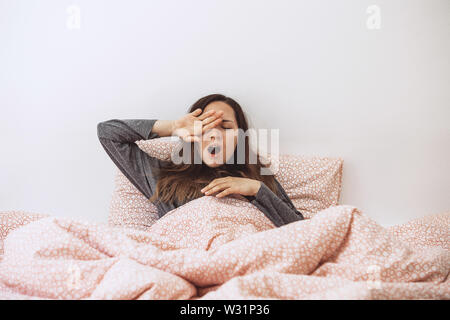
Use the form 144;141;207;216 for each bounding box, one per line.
114;137;343;226
109;169;159;231
0;197;448;300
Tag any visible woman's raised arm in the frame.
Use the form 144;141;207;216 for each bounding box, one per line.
97;119;169;200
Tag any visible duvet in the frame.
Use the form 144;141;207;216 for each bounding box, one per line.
0;196;448;299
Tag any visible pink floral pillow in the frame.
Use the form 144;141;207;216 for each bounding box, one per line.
108;137;184;230
135;138;344;219
108;169;159;231
261;154;343;219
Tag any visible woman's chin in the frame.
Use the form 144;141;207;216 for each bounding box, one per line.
204;160;223;168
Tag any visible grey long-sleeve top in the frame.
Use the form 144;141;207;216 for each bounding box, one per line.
97;119;304;227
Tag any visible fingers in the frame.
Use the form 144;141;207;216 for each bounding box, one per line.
215;188;235;198
202;117;223;132
201;110;223;126
201;177;231;194
200;109;223;120
197;110;216;121
203;182;231;196
195;110;225;136
190;108;202;116
201;181;227;194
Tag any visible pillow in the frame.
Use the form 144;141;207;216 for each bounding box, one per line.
135;138;344;219
108;169;159;231
262;154;343;219
108;137;181;231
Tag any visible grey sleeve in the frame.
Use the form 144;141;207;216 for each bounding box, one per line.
245;180;304;227
97;119;167;200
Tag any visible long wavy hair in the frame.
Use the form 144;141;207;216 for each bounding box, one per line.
149;93;279;204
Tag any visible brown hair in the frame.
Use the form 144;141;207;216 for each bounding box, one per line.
149;93;279;204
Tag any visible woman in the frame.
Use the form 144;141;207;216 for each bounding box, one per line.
97;93;304;227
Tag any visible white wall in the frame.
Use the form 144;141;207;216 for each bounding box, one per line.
1;0;449;226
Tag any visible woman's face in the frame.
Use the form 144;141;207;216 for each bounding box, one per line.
199;101;238;168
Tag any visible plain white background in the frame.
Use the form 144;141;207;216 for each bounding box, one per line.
1;0;449;226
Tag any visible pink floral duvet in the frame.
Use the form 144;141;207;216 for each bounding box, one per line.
0;197;448;299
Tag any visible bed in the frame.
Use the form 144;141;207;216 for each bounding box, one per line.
0;138;448;299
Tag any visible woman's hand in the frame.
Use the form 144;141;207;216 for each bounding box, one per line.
201;177;262;198
172;108;224;142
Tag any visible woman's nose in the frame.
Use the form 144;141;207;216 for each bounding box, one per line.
204;128;221;142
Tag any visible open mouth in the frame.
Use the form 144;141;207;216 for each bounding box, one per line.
207;145;222;156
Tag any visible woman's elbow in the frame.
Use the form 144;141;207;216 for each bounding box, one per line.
97;120;115;140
